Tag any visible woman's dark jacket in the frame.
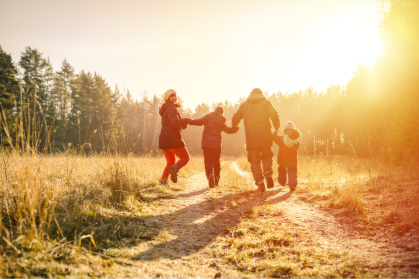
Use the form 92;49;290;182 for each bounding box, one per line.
158;101;190;149
189;112;238;149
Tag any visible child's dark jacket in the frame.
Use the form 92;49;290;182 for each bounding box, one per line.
189;112;237;149
273;133;301;168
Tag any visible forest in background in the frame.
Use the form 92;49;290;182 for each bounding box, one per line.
0;0;418;160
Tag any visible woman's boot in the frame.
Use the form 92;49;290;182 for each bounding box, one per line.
168;165;180;183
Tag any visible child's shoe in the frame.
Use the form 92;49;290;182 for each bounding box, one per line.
289;184;296;191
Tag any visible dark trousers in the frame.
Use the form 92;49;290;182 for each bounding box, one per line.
202;147;221;184
247;147;274;185
278;166;297;186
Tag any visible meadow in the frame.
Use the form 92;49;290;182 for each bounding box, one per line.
1;153;418;278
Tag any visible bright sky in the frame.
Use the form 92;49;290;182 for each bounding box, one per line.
0;0;383;109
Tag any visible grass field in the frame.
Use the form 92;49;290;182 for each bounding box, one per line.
238;155;419;231
1;153;418;277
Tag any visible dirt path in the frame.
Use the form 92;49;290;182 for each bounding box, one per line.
230;161;419;277
97;161;419;278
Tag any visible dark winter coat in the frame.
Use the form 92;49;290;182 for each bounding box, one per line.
232;93;280;150
158;101;190;150
273;131;301;168
189;112;238;149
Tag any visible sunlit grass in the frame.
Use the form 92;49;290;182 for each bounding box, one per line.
237;154;419;229
0;153;203;277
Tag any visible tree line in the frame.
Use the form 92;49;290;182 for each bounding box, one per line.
0;0;418;160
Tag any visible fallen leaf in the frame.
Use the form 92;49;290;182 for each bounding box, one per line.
248;266;257;272
102;260;113;267
214;272;222;278
278;222;282;225
302;263;313;268
156;272;162;277
229;238;235;246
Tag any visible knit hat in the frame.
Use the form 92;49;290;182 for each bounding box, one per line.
251;88;263;95
164;89;176;101
214;106;224;115
283;121;301;139
283;121;296;131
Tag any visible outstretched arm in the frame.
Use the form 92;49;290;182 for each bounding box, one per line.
167;107;190;129
222;125;239;134
189;115;209;126
232;104;244;128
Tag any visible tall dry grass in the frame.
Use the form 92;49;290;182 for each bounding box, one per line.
0;152;202;277
237;154;419;230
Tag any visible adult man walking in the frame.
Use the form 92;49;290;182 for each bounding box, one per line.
232;88;280;192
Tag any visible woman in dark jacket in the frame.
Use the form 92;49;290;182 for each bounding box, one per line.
159;89;191;185
189;107;239;188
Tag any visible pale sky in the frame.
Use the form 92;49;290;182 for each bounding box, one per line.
0;0;383;109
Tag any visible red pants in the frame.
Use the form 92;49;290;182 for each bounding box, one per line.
161;147;190;180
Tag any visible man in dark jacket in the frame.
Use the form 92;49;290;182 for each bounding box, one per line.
232;88;280;192
190;107;239;188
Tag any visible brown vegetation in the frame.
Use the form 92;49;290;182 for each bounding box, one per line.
1;154;418;278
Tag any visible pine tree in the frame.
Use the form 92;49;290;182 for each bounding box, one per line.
0;45;19;147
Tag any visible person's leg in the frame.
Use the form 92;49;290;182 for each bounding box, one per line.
288;167;298;191
260;146;274;176
161;149;176;180
206;148;217;187
168;147;190;183
213;148;222;185
277;165;287;186
261;146;274;188
171;146;190;169
202;147;213;179
248;148;264;187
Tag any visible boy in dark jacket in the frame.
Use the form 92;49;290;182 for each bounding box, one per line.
273;121;301;191
190;107;239;188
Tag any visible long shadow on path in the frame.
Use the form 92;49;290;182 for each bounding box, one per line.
133;187;293;260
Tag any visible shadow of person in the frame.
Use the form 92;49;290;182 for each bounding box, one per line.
170;188;209;199
132;188;284;261
267;189;293;203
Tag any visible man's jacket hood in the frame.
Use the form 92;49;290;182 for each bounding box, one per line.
246;93;266;104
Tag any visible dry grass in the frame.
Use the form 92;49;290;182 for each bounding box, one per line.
238;154;419;233
1;154;418;278
0;153;203;277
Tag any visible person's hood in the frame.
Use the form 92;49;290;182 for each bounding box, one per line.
292;129;301;139
285;129;301;140
246;93;266;104
209;111;226;125
159;101;179;116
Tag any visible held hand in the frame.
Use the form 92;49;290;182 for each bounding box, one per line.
272;130;279;136
232;126;239;133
